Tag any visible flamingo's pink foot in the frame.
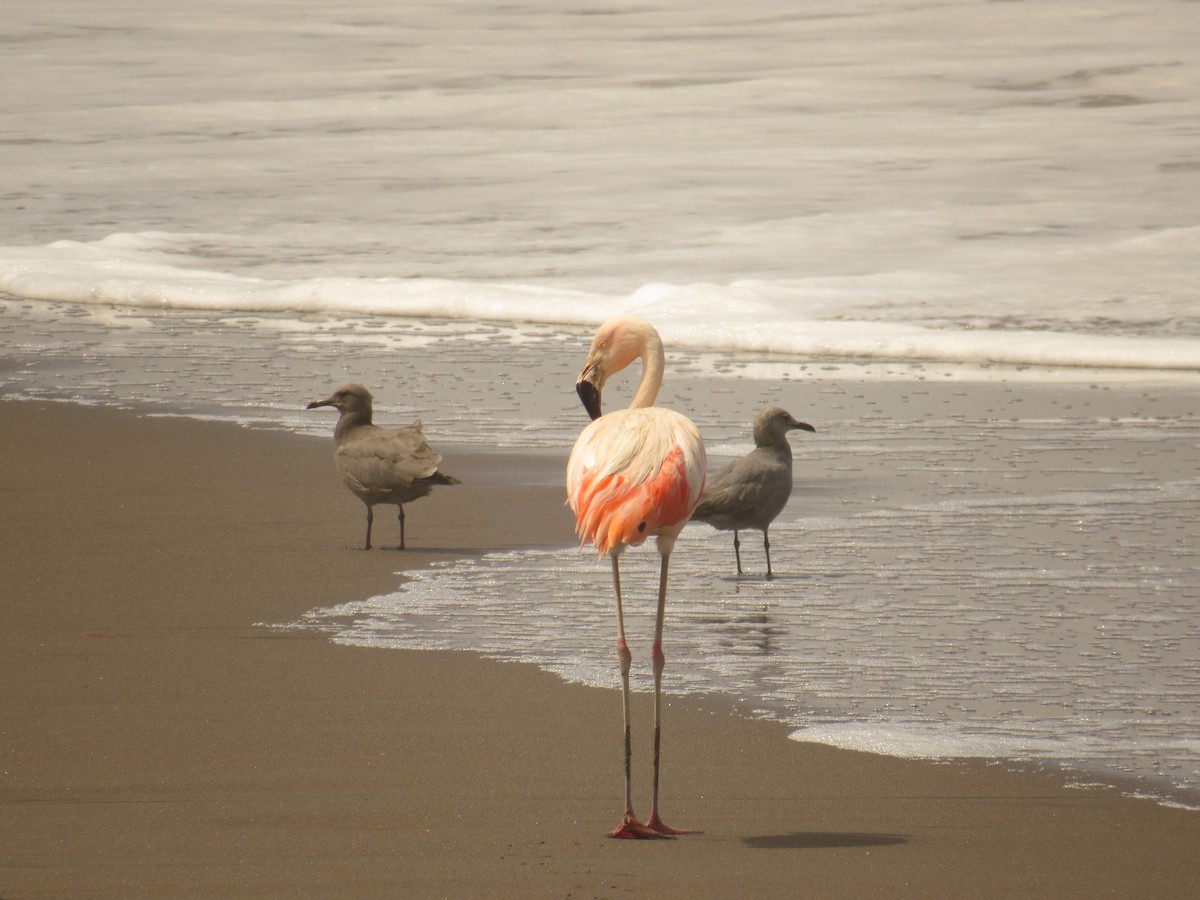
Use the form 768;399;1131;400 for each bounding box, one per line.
645;811;702;836
608;812;674;840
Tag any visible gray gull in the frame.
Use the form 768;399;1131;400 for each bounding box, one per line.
691;406;815;578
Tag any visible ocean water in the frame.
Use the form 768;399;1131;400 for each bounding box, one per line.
3;1;1199;806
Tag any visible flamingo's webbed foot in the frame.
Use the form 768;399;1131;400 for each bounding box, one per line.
608;812;675;840
645;810;702;836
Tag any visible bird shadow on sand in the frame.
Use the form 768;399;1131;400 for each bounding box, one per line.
742;832;909;850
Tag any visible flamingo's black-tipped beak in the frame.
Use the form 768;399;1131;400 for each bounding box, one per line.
577;379;603;421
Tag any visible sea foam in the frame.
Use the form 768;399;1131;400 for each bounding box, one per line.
4;233;1199;371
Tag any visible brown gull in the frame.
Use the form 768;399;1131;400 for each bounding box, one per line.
306;383;460;550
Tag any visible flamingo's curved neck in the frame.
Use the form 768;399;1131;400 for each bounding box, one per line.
629;338;665;409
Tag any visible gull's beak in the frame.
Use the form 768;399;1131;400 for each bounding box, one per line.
306;397;335;410
790;417;816;433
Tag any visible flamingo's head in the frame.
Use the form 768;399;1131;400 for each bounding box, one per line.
575;316;657;421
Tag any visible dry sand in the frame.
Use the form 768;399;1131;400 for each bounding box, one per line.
2;398;1198;898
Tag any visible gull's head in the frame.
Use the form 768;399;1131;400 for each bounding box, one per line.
306;383;374;416
754;406;816;445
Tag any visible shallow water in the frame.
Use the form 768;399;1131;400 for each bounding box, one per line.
8;300;1196;806
286;365;1200;808
3;0;1199;808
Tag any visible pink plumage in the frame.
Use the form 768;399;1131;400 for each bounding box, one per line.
569;408;705;556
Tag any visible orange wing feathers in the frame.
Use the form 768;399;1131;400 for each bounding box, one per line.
568;408;705;557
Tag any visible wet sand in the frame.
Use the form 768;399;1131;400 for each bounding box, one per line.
2;398;1198;898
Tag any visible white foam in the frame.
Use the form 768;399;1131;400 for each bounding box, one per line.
3;234;1199;371
787;721;1064;761
3;1;1199;373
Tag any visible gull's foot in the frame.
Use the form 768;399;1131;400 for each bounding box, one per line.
608;812;675;840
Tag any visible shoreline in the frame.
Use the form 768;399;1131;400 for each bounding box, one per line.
2;398;1199;898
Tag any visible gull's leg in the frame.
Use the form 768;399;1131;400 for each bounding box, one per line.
363;504;374;551
733;530;742;575
397;504;406;550
764;526;772;580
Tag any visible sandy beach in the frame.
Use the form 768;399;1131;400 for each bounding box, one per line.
2;397;1198;899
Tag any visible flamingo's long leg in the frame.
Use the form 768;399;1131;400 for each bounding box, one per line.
607;554;669;840
645;552;700;836
613;556;633;818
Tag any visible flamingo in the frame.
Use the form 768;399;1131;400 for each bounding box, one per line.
566;316;707;839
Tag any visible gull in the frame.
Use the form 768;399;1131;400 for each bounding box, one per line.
691;406;815;578
306;383;459;550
